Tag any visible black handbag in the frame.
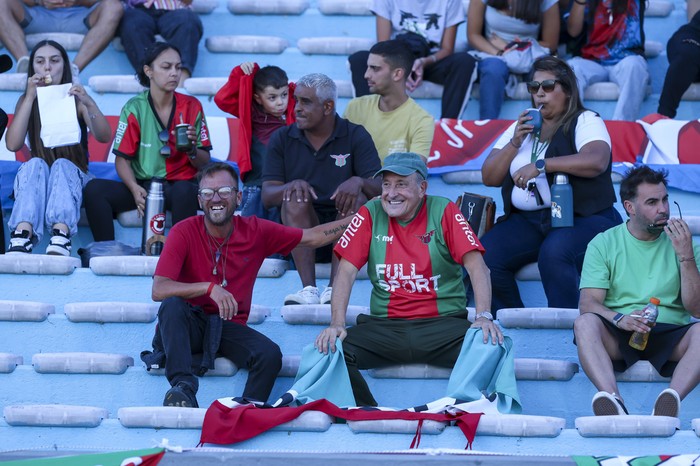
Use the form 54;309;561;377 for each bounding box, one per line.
456;193;496;238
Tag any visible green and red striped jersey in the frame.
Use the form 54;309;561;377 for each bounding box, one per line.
334;195;484;319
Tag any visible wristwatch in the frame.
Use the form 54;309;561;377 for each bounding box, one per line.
612;313;624;328
475;311;494;321
535;159;546;175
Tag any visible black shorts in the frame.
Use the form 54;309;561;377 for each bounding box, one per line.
577;314;696;377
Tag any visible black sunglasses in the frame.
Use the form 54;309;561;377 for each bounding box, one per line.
158;129;170;158
526;79;560;94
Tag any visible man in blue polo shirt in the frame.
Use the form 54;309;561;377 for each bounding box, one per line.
262;73;382;306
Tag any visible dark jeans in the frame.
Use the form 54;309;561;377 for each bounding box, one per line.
658;15;700;118
480;206;622;311
349;50;477;119
119;7;203;74
343;313;471;406
158;297;282;401
83;178;198;242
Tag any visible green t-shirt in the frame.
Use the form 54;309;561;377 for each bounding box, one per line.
580;222;700;324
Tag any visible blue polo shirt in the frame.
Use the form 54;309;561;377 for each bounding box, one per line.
262;114;381;208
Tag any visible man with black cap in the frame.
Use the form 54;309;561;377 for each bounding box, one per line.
314;152;501;407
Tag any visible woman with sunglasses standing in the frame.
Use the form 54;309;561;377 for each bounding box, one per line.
479;55;622;313
6;40;112;255
84;42;212;242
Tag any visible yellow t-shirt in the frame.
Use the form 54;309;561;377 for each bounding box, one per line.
343;95;435;162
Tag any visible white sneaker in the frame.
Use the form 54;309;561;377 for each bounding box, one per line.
46;229;71;256
652;388;680;417
591;391;628;416
284;286;320;305
319;286;332;305
16;56;29;74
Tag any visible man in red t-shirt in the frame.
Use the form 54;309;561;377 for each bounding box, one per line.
315;152;503;406
153;162;352;408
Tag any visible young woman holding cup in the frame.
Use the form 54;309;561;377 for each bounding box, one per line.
84;42;212;242
478;55;622;312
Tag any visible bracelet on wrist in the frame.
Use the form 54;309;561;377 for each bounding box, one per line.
509;139;521;149
206;282;216;296
430;54;437;63
679;256;696;262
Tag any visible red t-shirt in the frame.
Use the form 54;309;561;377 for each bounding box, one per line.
155;215;302;324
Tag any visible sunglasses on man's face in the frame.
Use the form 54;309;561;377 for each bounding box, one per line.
158;130;171;158
526;79;560;94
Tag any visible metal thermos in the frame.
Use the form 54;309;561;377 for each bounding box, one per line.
550;173;573;228
142;177;166;256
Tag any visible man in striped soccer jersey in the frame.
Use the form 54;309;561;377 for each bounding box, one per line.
315;152;503;407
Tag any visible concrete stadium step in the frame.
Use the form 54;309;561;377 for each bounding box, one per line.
32;352;134;374
367;359;579;381
616;361;669;382
575;415;680;437
0;354;23;373
64;302;158;323
118;406;206;428
347;419;448;435
146;356;239;377
89;256;288;279
280;304;368;325
227;0;309;15
693;418;700;436
297;37;373;55
3;404;108;427
318;0;372;15
477;414;565;437
498;308;578;329
120;405;332;431
205;35;290;54
26;33;84;51
0;300;55;322
0;255;80;275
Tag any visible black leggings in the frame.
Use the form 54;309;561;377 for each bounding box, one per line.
83;178;199;242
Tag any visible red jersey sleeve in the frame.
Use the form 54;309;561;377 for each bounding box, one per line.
333;206;373;270
112;113;142;160
442;201;485;264
154;221;189;281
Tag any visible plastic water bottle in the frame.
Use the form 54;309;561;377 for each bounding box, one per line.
142;177;166;256
629;297;660;351
551;173;573;228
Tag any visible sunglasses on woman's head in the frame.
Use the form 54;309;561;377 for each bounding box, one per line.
158;129;170;158
526;79;560;94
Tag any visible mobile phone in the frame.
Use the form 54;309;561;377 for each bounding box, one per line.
505;41;530;51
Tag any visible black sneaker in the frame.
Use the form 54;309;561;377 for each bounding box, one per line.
46;229;71;256
163;382;199;408
7;229;33;254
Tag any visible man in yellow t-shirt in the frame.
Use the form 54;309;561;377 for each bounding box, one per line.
343;40;435;162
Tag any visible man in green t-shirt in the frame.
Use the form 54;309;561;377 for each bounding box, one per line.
575;166;700;418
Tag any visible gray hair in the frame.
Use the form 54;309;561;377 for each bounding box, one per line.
296;73;337;103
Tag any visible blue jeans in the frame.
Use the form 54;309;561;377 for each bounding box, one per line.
477;57;510;120
480;206;622;311
9;158;93;241
238;185;280;223
567;55;649;121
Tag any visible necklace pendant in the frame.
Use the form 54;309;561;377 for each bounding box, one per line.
221;278;227;287
212;266;217;276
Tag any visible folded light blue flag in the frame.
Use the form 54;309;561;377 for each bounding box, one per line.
446;328;521;414
285;340;356;408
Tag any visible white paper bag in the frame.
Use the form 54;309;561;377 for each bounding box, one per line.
37;83;81;148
